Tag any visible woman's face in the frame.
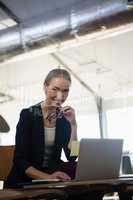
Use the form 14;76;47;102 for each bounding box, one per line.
44;76;71;108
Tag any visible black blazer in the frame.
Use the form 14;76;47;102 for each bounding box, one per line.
6;103;76;187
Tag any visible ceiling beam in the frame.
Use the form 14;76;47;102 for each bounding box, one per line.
51;53;98;98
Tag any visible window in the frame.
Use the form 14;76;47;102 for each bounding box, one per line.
107;107;133;152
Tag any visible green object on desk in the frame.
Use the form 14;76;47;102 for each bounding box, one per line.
70;141;80;156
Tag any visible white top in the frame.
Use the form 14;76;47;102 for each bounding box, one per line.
43;127;56;167
44;127;56;145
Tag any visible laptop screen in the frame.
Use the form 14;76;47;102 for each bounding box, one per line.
75;138;123;181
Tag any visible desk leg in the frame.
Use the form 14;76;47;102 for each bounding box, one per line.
67;191;104;200
118;192;133;200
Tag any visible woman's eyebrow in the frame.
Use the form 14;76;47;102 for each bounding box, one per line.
53;86;69;92
63;88;69;91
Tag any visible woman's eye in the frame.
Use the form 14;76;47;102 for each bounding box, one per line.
63;90;69;94
53;88;57;91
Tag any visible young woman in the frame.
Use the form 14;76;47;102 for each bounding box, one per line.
6;68;77;187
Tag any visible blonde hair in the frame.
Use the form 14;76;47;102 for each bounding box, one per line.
44;68;71;85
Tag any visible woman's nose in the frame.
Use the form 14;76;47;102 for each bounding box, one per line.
56;91;63;100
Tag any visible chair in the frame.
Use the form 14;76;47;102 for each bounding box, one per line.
122;155;132;174
0;145;15;181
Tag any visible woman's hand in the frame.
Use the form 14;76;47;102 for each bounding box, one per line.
61;106;76;126
48;171;71;181
61;106;78;149
26;166;71;181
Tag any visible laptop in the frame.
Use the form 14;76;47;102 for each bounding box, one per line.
23;138;123;188
75;138;123;181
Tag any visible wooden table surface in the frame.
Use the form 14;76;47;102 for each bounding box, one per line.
0;188;67;200
21;178;133;189
1;178;133;200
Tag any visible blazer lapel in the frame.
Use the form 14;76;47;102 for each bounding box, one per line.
33;104;45;163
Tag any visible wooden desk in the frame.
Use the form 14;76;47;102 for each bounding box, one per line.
1;178;133;200
22;178;133;190
0;188;67;200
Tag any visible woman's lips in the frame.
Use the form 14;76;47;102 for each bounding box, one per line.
52;101;62;107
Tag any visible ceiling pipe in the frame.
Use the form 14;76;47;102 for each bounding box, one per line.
0;1;20;23
0;0;132;61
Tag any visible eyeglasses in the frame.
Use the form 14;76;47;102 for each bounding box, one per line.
46;107;70;122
